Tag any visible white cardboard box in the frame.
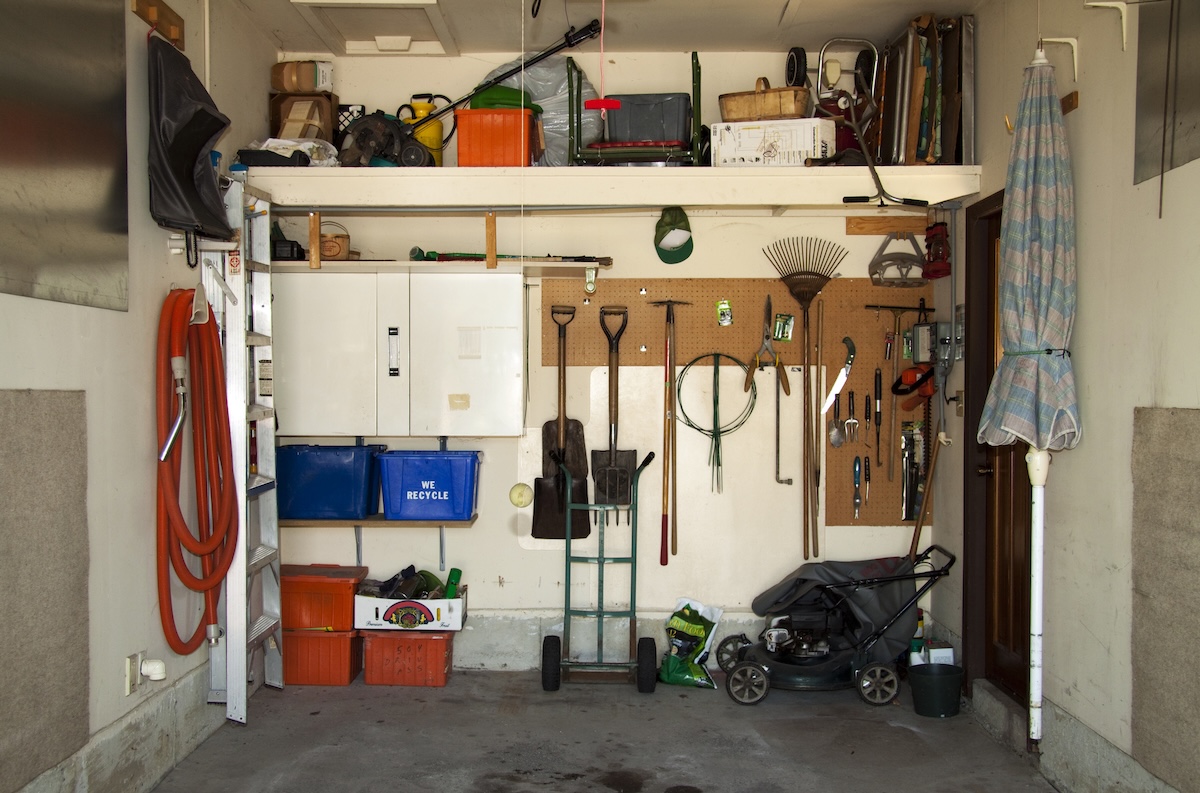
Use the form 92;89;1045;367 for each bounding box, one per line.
711;118;837;167
354;586;467;632
926;640;955;665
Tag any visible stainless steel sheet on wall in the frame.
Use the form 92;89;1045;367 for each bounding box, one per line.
0;0;128;311
1135;0;1199;185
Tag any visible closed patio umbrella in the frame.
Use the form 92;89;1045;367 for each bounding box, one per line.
976;48;1081;743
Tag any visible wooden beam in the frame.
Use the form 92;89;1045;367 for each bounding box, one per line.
845;215;930;236
131;0;185;50
308;212;322;270
485;211;497;269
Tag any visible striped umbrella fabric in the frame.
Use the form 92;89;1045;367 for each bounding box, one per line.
977;58;1081;452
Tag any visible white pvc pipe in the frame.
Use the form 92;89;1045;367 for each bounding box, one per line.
1026;448;1051;742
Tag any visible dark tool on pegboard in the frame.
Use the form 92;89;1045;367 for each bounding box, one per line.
651;299;690;564
744;295;789;395
592;307;637;517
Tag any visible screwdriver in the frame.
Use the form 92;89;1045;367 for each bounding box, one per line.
874;368;883;467
853;456;862;520
864;456;871;504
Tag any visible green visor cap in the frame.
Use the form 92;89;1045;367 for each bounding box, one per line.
654;206;693;264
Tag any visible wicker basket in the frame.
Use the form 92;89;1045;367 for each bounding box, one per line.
718;78;810;123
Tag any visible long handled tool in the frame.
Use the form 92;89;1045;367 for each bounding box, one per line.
532;306;590;539
651;300;689;564
765;238;847;559
592;307;636;517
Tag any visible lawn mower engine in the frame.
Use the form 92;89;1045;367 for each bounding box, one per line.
763;607;847;658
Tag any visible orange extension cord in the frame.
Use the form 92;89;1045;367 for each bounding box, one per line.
155;289;239;655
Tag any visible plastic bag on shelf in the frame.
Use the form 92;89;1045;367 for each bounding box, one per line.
481;54;602;166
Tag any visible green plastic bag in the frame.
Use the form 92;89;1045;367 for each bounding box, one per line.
659;598;723;689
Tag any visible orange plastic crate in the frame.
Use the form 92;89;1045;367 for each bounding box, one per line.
281;564;368;630
362;630;454;687
455;108;535;166
283;630;363;685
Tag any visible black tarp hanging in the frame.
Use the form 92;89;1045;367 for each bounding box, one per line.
147;37;233;241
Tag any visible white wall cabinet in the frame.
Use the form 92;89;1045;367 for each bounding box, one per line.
273;271;410;437
272;268;523;438
409;271;524;436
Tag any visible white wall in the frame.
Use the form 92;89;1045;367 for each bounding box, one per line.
1;0;274;753
934;0;1200;762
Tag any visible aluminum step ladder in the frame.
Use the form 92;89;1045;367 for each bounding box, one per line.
205;177;283;723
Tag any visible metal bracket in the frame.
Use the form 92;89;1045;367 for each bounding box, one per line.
1085;2;1129;50
584;267;598;294
1040;38;1079;82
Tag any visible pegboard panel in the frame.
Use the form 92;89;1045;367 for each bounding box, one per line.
540;277;937;529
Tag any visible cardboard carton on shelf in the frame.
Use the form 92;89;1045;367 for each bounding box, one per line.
269;92;339;142
354;585;468;632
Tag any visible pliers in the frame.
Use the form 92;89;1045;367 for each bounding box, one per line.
744;296;790;395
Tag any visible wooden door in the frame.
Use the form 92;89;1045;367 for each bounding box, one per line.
963;191;1030;703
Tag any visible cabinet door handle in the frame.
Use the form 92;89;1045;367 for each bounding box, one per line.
387;327;400;376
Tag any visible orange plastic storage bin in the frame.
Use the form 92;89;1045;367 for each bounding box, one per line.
281;564;368;631
455;108;536;166
283;630;363;685
362;630;454;686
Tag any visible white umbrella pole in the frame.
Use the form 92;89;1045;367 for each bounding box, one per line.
1026;448;1051;742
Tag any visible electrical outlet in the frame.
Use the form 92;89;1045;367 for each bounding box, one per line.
123;651;146;696
956;390;964;417
124;653;139;696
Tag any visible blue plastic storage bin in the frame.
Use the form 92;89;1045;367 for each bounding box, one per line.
378;451;480;521
277;445;384;520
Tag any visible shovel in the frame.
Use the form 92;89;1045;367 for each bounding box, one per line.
532;305;590;540
592;306;637;514
828;393;845;448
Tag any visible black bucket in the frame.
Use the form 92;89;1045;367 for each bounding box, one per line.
908;663;963;717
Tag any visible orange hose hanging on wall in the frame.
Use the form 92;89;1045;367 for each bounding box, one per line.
155;289;239;655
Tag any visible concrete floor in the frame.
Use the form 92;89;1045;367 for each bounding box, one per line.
152;669;1058;793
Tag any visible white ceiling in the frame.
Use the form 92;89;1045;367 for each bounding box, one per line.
235;0;982;56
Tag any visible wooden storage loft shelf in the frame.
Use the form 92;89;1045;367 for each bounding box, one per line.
246;165;981;214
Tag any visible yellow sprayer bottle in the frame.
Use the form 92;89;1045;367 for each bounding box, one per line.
398;94;448;166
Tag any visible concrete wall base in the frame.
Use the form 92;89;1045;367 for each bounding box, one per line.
20;665;225;793
969;679;1178;793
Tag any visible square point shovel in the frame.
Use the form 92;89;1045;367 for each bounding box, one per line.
532;305;590;540
592;306;637;513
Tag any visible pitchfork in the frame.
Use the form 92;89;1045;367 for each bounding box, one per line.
845;391;860;443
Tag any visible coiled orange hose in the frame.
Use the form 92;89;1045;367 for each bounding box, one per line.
155;289;238;655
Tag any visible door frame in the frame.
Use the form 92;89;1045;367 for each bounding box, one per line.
962;189;1004;693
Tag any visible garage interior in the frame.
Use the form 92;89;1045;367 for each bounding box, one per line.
1;1;1197;792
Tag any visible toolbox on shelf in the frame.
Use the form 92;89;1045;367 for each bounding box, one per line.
276;444;383;520
605;93;691;143
281;564;369;630
455;108;538;166
378;450;480;521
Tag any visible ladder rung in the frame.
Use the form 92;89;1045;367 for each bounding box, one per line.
247;544;279;576
247;404;274;422
246;259;271;273
246;332;271;347
567;555;634;564
247;473;276;497
247;615;280;651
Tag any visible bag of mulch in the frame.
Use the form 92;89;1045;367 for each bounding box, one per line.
659;598;723;689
